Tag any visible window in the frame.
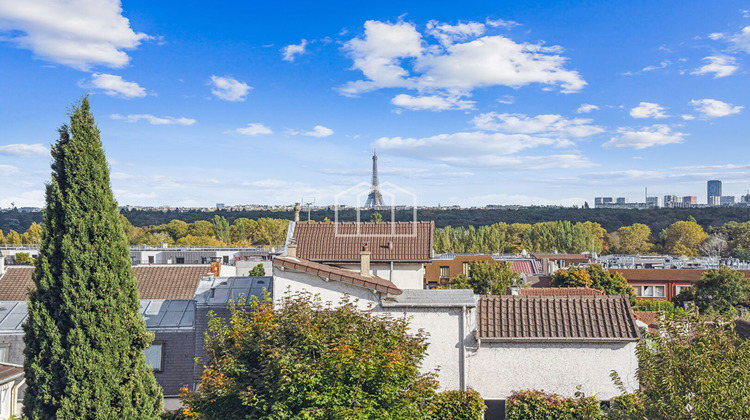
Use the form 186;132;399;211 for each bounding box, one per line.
148;256;154;264
439;266;450;279
144;343;163;371
635;285;665;297
462;262;470;277
175;257;185;264
223;256;229;264
0;345;8;363
675;285;692;295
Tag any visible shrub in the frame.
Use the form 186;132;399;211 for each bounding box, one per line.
506;390;604;420
428;388;485;420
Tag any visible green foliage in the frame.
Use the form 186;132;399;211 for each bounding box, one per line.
505;390;604;420
633;314;750;419
21;221;43;245
604;393;644;420
677;266;750;315
248;263;265;276
551;265;635;303
23;98;162;418
454;260;518;295
14;252;34;265
370;211;383;222
662;219;709;256
613;223;653;254
160;409;189;419
210;215;230;245
522;221;595;254
449;274;471;290
633;299;685;316
182;292;438;419
428;389;486;420
4;230;21;245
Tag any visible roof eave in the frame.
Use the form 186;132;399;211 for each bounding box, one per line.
478;337;639;343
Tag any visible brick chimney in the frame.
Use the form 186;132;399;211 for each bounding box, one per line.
210;257;221;277
360;242;371;277
287;239;297;258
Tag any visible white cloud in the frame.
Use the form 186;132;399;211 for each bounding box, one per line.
0;0;149;70
603;125;686;149
471;113;604;137
231;123;272;136
339;19;586;103
373;131;573;160
90;73;146;98
209;75;252;101
110;114;196;125
691;55;738;78
391;93;475;111
0;164;21;176
731;26;750;53
708;33;725;40
485;18;520;29
689;99;743;117
0;143;48;158
498;95;514;104
630;102;668;119
281;39;307;62
438;154;595;170
576;104;599;114
303;125;334;138
681;114;695;120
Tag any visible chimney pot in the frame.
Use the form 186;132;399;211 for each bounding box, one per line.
287;241;297;258
360;244;371;277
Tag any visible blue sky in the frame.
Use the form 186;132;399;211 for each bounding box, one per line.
1;0;750;208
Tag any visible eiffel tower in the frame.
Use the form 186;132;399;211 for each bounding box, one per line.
364;152;385;208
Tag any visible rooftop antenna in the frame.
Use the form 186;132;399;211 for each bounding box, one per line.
304;198;315;221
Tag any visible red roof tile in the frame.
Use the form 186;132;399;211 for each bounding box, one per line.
293;221;433;262
274;256;402;295
0;265;210;301
519;287;605;296
477;295;640;341
634;311;660;335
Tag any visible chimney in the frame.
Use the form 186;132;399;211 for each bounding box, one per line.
287;239;297;258
0;256;4;275
360;242;371;277
293;202;301;223
210;257;221;277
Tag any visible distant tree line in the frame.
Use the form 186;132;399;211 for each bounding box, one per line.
434;217;750;258
121;216;288;247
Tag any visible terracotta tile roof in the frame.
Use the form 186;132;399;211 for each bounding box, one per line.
532;253;592;264
612;268;750;282
477;295;640;341
634;311;660;335
274;256;402;295
500;260;539;275
293;221;433;262
0;267;34;301
0;363;24;383
519;287;605;296
133;265;210;299
0;265;210;301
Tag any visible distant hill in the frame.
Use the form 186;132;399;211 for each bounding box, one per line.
3;207;750;236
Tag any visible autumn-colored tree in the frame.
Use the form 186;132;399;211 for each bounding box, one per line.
182;293;437;419
629;315;750;419
22;222;43;245
613;223;653;254
164;219;189;241
175;234;225;247
551;266;592;288
663;219;708;256
4;230;21;245
187;220;214;237
579;221;609;254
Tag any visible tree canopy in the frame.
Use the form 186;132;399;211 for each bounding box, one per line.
183;293;438;419
450;260;518;295
674;266;750;315
662;219;708;256
23;98;162;418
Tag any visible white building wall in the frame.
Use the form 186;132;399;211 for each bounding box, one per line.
379;306;476;391
466;341;639;400
272;266;381;310
336;263;424;290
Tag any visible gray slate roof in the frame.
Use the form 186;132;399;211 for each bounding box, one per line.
0;301;27;331
381;289;477;307
140;299;195;330
193;276;272;305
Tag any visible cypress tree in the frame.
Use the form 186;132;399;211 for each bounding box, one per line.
23;98;163;419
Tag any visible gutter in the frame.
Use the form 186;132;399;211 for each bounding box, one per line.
476;336;639;344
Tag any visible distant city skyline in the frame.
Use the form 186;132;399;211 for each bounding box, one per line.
2;1;750;208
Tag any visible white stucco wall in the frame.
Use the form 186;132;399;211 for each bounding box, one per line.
272;266;381;310
336;263;425;290
467;341;639;400
379;306;476;391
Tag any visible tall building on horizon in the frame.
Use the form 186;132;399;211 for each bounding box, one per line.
364;152;385;208
707;180;722;206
